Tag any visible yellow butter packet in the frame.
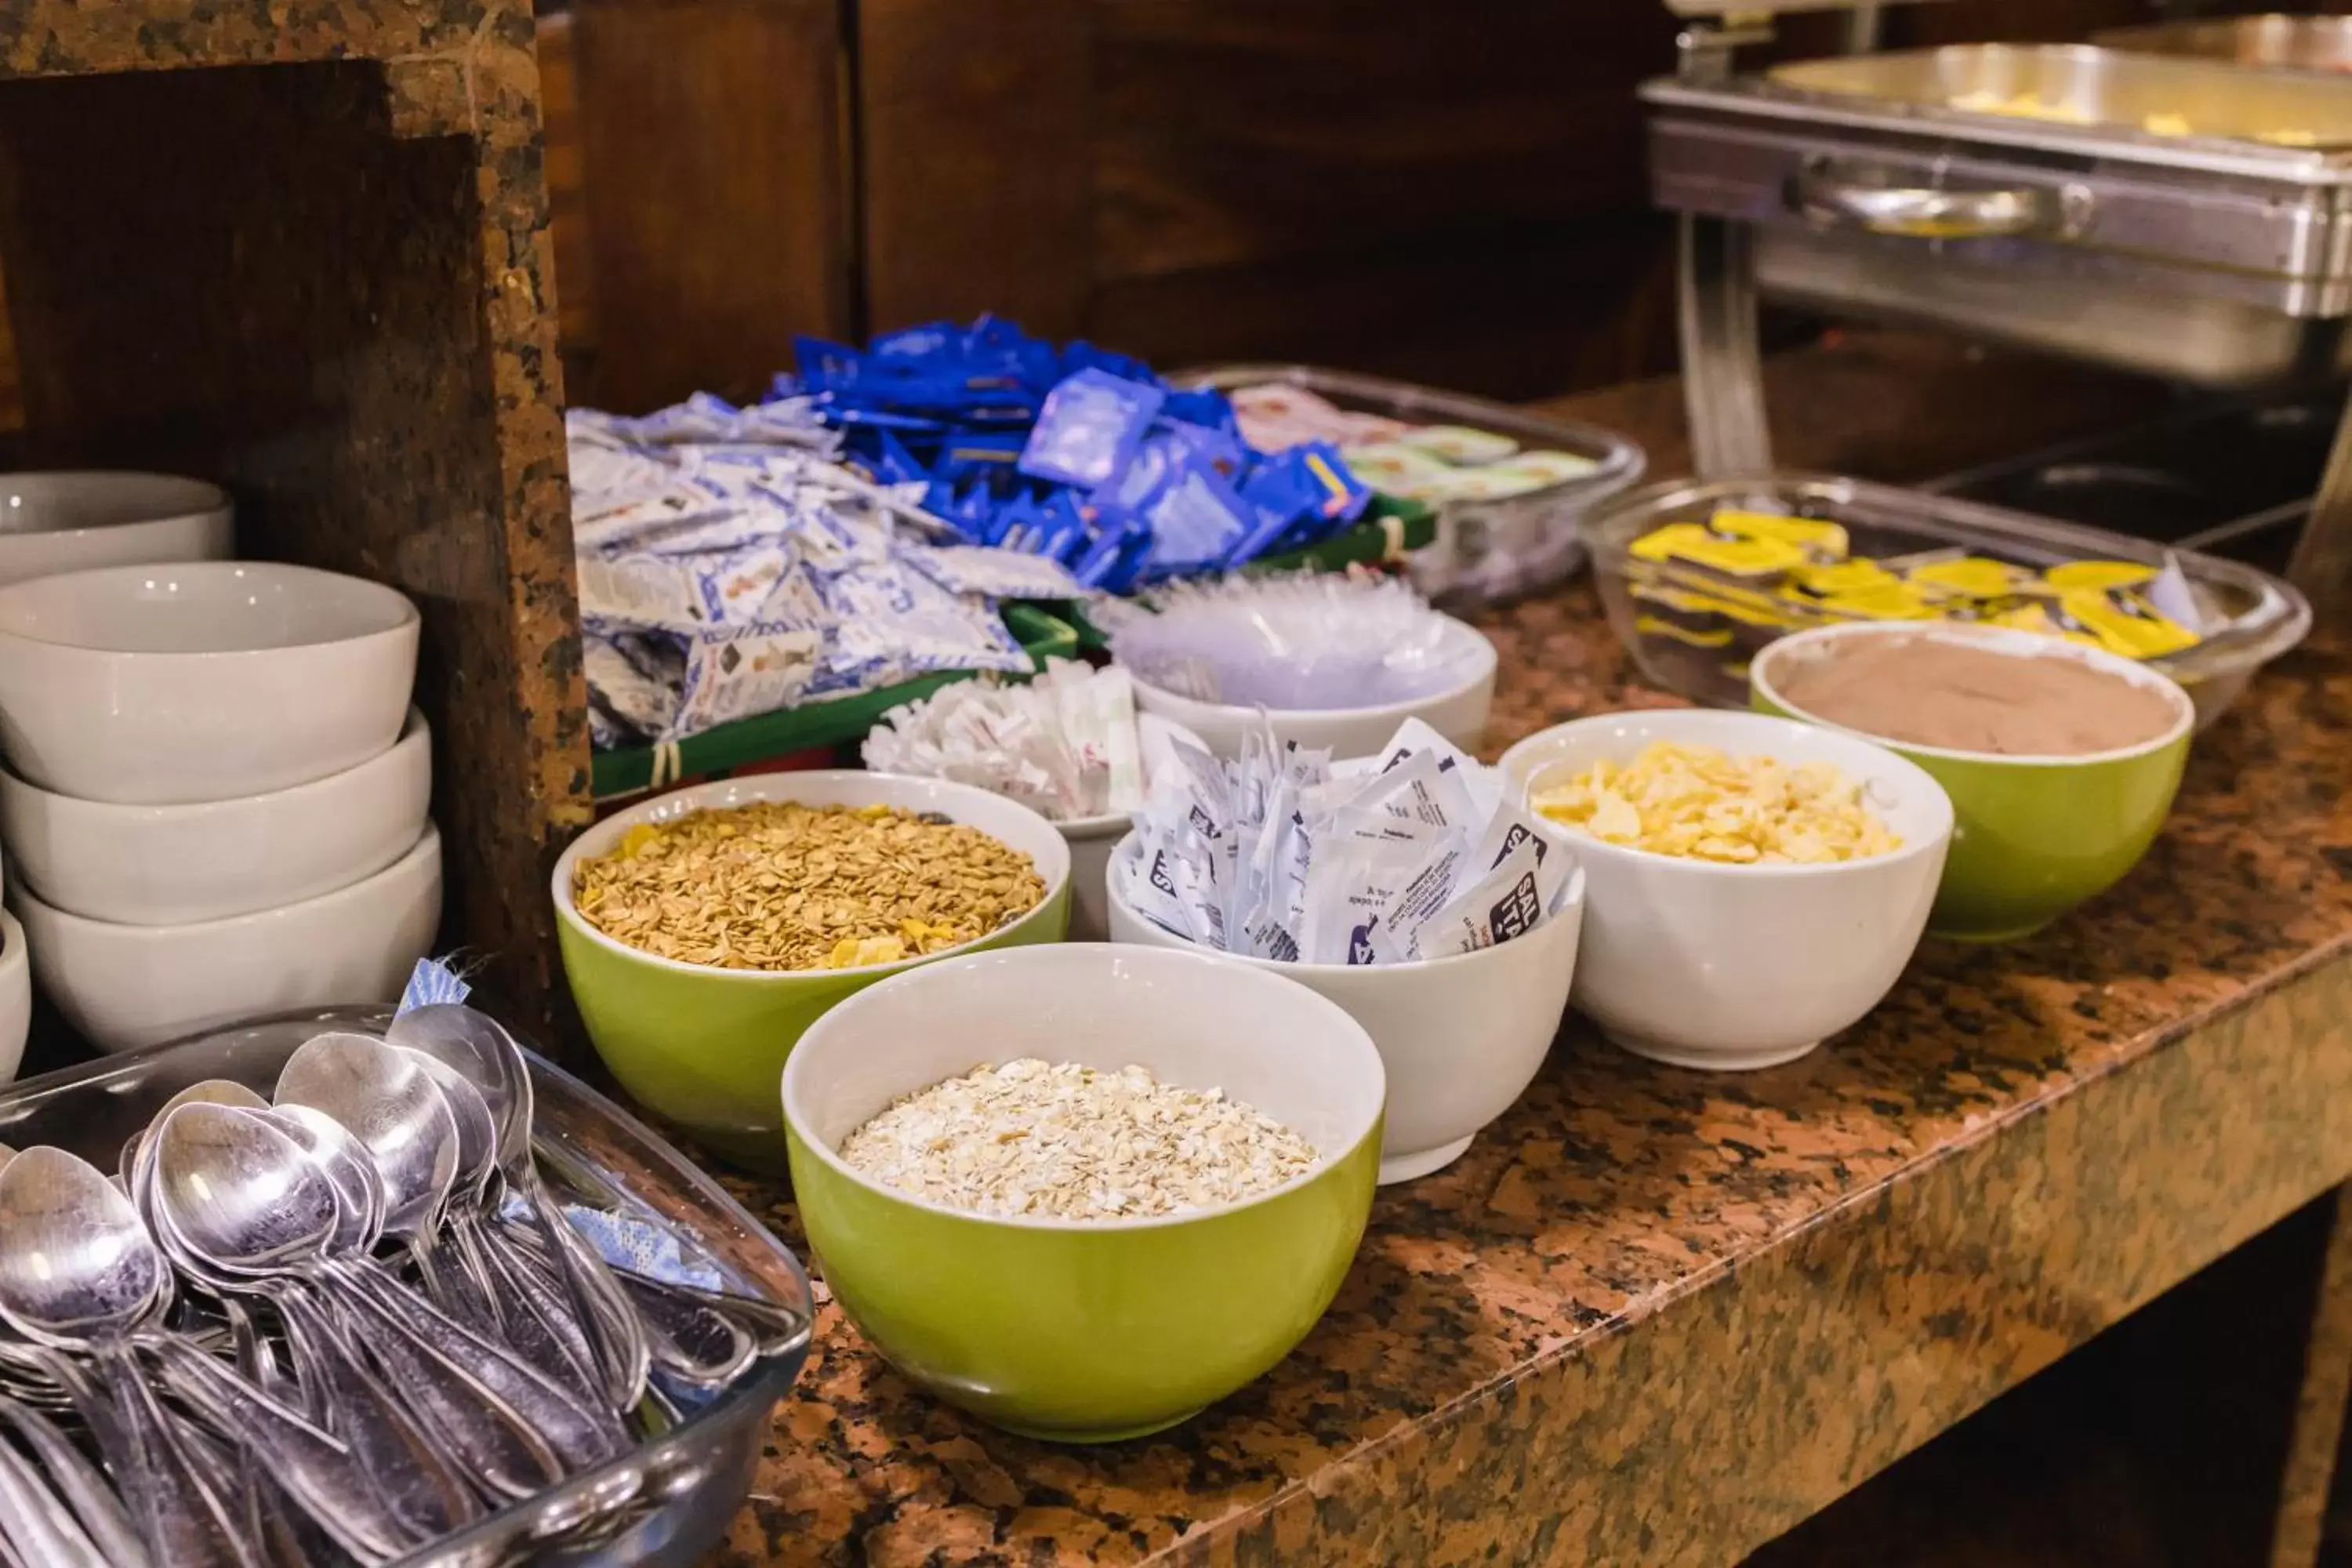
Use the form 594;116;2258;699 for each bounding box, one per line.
1907;556;2034;601
1634;614;1736;649
1628;523;1806;577
1786;559;1900;598
1637;583;1802;630
2045;560;2157;593
1989;599;2110;651
1709;510;1851;561
2057;588;2203;659
1815;583;1940;621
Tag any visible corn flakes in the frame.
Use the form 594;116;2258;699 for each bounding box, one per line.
1531;742;1901;866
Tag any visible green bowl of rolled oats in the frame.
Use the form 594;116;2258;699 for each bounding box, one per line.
554;771;1072;1166
783;942;1385;1442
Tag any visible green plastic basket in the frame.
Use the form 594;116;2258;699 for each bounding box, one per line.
586;496;1432;800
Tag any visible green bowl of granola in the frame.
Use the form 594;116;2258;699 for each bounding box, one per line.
554;771;1071;1167
783;943;1385;1442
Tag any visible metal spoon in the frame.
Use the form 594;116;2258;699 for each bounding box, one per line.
149;1103;610;1486
387;1006;662;1401
0;1146;260;1568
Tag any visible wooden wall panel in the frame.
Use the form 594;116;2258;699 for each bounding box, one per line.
562;0;852;411
858;0;1094;341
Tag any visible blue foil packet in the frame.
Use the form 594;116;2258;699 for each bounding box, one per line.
1019;368;1167;489
1160;387;1239;436
1142;455;1256;572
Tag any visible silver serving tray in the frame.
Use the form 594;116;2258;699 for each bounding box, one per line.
1645;44;2352;383
2099;16;2352;78
0;1007;814;1568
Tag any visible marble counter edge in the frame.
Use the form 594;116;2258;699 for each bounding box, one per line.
1140;931;2352;1566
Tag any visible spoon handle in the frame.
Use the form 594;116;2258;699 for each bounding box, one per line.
266;1286;483;1544
151;1329;448;1564
464;1218;621;1421
329;1258;625;1468
518;1175;653;1414
0;1406;108;1568
92;1345;267;1568
307;1269;562;1500
0;1392;148;1568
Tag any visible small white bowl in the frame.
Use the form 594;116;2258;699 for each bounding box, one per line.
12;822;441;1054
0;473;234;589
1105;833;1584;1182
0;561;418;805
1128;614;1498;761
1498;710;1953;1071
0;910;29;1088
1;709;432;926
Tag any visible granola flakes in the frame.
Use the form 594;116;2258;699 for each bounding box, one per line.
572;801;1046;971
837;1058;1318;1221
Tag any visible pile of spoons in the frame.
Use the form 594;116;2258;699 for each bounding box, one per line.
0;1004;795;1567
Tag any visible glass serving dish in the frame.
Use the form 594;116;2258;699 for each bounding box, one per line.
1176;364;1648;608
1582;474;2313;731
0;1005;815;1568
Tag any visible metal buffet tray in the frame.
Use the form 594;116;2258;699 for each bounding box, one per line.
1646;45;2352;387
2099;16;2352;76
0;1006;815;1568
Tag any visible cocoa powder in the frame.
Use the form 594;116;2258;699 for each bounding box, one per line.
1771;634;2180;757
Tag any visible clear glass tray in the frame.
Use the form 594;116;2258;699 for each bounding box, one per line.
0;1005;815;1568
1178;364;1648;608
1581;473;2314;730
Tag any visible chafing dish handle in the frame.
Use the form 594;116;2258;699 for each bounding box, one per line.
1793;172;2057;239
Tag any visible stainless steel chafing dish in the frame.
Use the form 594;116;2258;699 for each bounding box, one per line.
1642;5;2352;597
2097;15;2352;76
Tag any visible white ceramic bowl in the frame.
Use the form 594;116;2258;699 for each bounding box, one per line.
0;561;419;805
1128;613;1498;760
0;472;234;589
13;823;441;1054
1105;832;1584;1182
1498;710;1954;1071
0;709;432;926
0;911;29;1088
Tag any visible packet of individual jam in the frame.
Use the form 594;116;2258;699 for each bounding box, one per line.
1492;450;1600;486
1396;424;1519;466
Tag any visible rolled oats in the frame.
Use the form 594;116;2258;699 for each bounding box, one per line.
837;1058;1319;1221
572;800;1046;971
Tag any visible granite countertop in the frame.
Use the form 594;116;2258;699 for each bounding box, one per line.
710;335;2352;1567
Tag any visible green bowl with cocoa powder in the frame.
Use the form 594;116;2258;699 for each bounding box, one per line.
782;943;1385;1442
553;771;1071;1167
1751;622;2194;942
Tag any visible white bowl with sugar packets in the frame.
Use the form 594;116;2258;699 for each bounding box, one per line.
1500;710;1953;1072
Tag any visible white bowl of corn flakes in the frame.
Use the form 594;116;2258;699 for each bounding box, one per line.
1497;711;1952;1070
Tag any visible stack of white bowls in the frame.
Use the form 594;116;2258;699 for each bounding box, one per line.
0;473;248;1076
0;551;437;1054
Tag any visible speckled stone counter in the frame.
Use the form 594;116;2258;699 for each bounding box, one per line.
710;340;2352;1566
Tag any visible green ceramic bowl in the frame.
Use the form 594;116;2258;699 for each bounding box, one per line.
783;944;1385;1443
1751;622;2195;942
554;771;1070;1166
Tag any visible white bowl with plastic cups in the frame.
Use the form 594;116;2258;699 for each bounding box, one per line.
1104;830;1584;1184
1498;710;1953;1071
1127;613;1498;762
